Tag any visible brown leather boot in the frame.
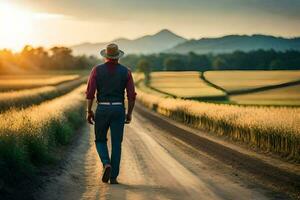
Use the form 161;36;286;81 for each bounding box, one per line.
110;178;119;184
102;164;111;183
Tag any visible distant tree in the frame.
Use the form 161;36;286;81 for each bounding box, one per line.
88;55;101;66
137;59;151;84
120;54;140;71
2;47;300;74
18;46;51;70
0;49;14;63
120;50;300;71
18;45;35;70
33;47;50;69
187;52;198;70
0;46;103;74
187;52;210;71
0;59;3;73
212;57;227;70
74;55;89;69
269;59;283;70
50;47;74;70
163;57;185;71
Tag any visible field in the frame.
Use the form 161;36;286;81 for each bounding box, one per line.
136;70;300;161
0;74;80;92
1;70;299;197
0;73;87;190
204;70;300;91
150;71;227;100
230;84;300;105
203;70;300;105
145;70;300;106
0;76;88;112
136;86;300;161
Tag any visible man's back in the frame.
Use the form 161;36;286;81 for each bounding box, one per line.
85;43;136;184
95;63;129;103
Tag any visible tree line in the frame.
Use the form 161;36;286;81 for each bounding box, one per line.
120;50;300;72
0;45;100;74
1;47;299;75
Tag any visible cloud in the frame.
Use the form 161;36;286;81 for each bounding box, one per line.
243;0;300;20
13;0;300;23
6;0;300;42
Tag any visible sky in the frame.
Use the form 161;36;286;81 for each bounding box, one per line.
0;0;300;50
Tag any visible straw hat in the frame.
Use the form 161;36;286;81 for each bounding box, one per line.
100;43;124;59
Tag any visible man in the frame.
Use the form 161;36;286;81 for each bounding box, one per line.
85;43;136;184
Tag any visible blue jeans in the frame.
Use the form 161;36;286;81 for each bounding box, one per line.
94;104;125;179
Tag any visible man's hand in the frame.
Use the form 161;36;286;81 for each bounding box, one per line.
125;113;132;124
86;110;95;125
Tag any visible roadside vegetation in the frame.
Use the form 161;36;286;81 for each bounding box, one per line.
135;72;300;161
136;87;300;161
0;84;86;191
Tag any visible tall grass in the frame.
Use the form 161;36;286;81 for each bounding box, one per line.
0;74;79;92
0;84;86;186
136;88;300;161
0;76;87;112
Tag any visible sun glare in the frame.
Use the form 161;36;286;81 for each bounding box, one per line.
0;2;34;51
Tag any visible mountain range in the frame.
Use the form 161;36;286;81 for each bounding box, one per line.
71;29;186;56
71;29;300;56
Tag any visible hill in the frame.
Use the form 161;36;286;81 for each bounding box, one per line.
71;30;300;56
167;34;300;54
71;29;186;56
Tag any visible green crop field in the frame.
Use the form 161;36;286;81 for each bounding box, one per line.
204;70;300;91
150;71;227;100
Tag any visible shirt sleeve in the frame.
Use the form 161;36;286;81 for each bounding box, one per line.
126;70;137;101
85;66;97;100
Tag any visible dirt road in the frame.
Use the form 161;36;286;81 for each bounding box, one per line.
35;103;298;200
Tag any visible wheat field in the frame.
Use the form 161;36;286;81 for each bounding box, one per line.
135;72;300;161
204;70;300;91
0;76;88;112
145;71;300;105
230;84;300;105
0;74;79;91
150;71;226;99
0;74;86;185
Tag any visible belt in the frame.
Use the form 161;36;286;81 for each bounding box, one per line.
98;102;123;105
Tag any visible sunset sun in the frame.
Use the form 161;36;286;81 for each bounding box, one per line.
0;2;33;50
